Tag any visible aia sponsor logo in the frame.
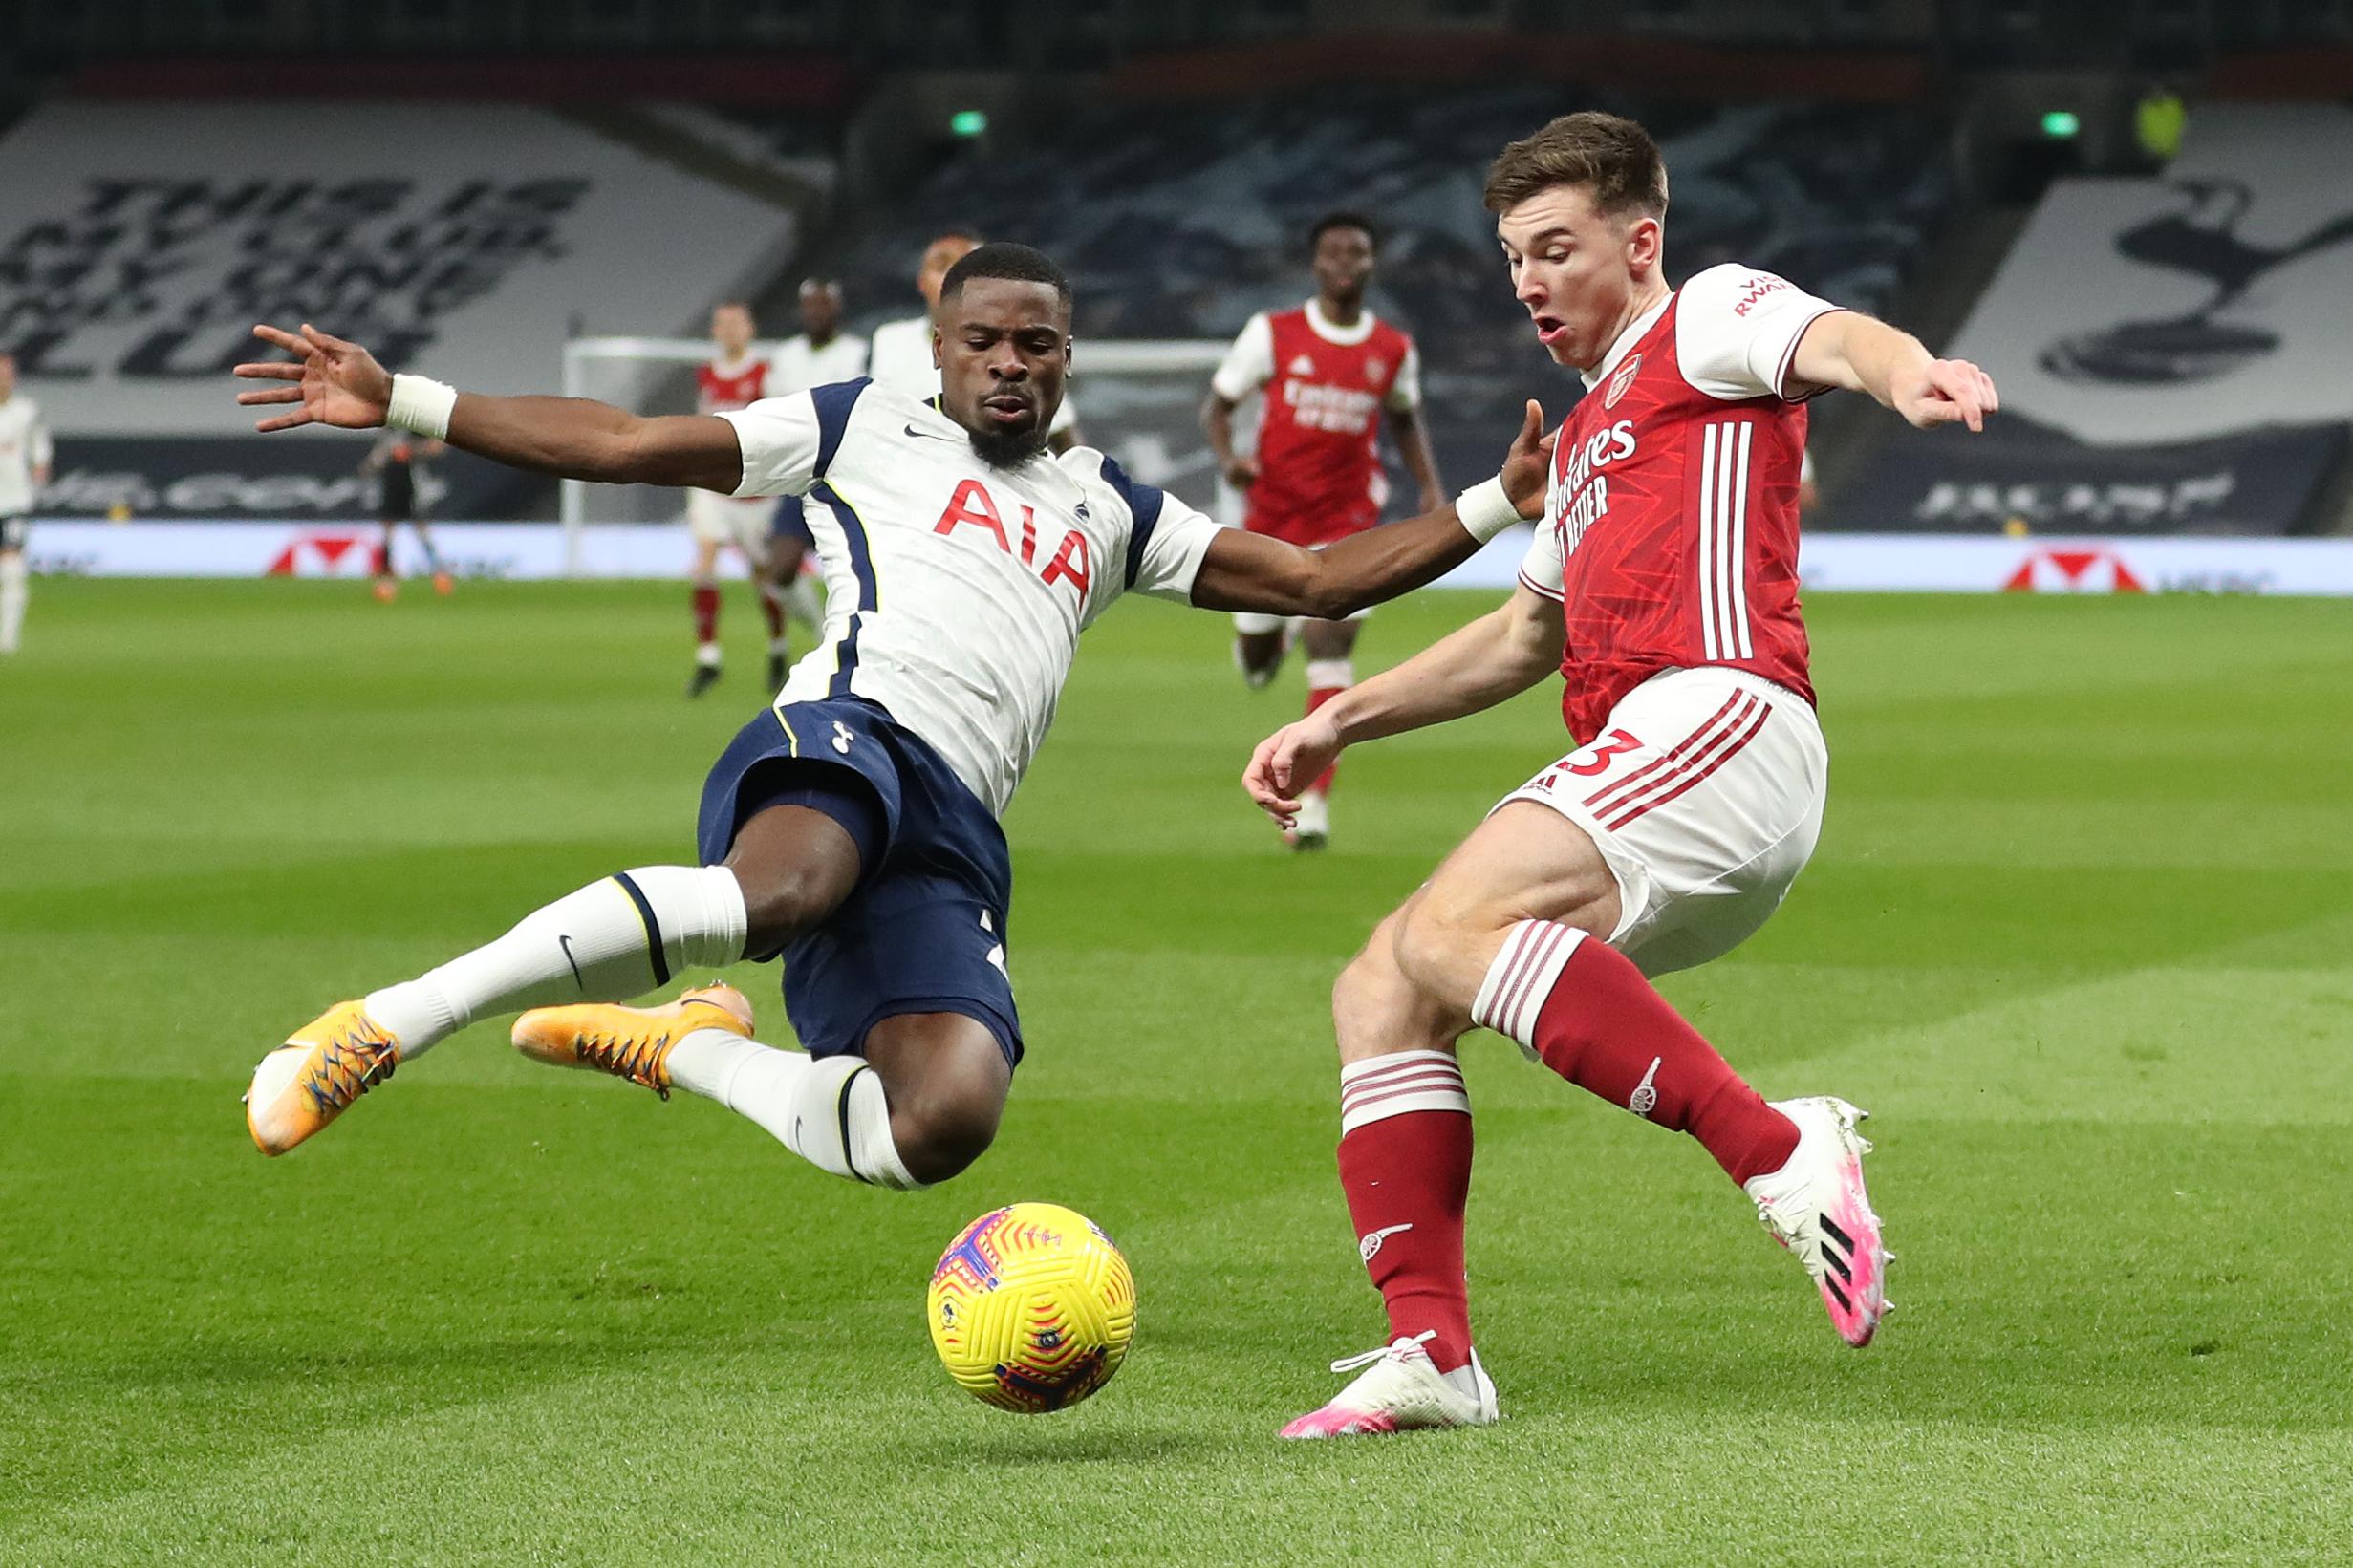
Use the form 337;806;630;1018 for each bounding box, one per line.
932;478;1093;599
2003;547;2147;594
1731;275;1791;317
1604;353;1641;410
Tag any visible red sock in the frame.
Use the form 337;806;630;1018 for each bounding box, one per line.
1474;921;1798;1186
1335;1051;1474;1372
1305;672;1349;795
691;584;720;646
759;581;787;641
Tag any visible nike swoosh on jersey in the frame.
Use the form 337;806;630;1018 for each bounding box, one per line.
904;422;961;441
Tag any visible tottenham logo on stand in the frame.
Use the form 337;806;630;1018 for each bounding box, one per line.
2041;179;2353;386
265;531;378;577
2003;548;2147;594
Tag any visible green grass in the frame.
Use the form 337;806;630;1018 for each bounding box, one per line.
3;580;2349;1565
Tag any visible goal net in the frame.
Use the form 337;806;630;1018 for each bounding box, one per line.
558;336;1240;572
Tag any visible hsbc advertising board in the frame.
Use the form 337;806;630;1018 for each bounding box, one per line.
17;522;2353;597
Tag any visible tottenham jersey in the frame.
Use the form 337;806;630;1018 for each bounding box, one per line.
723;378;1220;814
0;396;53;515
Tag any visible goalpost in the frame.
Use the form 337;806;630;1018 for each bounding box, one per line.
558;335;1237;577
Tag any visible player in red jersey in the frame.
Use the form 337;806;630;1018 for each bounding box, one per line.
1205;213;1444;849
685;301;792;698
1244;113;1998;1436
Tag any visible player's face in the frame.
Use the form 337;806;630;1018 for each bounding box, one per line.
917;237;980;308
799;287;842;341
936;277;1070;467
710;305;755;357
1311;226;1374;303
1497;184;1661;371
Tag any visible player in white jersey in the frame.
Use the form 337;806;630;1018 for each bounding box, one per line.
0;354;54;656
761;278;869;688
230;244;1553;1194
870;229;1084;451
685;302;788;698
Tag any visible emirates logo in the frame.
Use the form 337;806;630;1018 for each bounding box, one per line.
1604;354;1641;410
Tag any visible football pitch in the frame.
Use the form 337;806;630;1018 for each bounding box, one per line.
3;579;2349;1565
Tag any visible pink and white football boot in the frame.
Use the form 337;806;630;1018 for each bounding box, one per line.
1278;1331;1499;1439
1745;1095;1893;1346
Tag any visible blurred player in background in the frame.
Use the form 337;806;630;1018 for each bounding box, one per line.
1205;213;1444;850
358;428;450;601
1247;112;1998;1437
685;301;791;698
871;229;1085;452
761;278;867;688
0;354;52;655
229;244;1551;1207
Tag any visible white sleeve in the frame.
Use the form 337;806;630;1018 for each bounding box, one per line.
1517;517;1565;603
1674;263;1844;402
29;402;53;469
1209;313;1275;402
1385;339;1423;413
718;392;822;498
1130;491;1223;604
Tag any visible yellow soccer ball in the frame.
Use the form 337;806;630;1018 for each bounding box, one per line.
926;1202;1137;1413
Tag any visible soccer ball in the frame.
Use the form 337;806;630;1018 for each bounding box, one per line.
926;1202;1137;1413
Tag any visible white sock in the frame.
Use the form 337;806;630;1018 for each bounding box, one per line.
0;554;25;655
695;641;722;668
1305;656;1354;692
667;1030;921;1189
363;866;747;1059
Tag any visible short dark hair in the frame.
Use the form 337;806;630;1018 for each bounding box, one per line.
939;242;1072;309
1308;211;1377;253
1483;112;1668;221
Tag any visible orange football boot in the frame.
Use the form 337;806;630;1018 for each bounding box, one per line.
244;1001;401;1156
509;983;753;1098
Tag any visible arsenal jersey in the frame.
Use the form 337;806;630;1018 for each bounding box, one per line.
1518;264;1843;742
1211;300;1422;547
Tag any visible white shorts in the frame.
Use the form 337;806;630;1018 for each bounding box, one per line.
1232;607;1371;636
1497;666;1826;977
686;489;774;562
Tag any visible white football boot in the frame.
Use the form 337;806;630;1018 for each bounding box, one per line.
1745;1095;1893;1346
1278;1331;1498;1438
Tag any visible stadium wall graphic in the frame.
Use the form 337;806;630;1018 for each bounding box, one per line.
1823;104;2353;537
0;100;799;442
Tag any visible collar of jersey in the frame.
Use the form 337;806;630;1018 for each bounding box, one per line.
1305;298;1378;347
1581;290;1673;390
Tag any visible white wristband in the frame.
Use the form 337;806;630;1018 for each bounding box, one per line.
1453;474;1522;544
386;374;457;440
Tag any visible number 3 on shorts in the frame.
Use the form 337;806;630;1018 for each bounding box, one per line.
1563;727;1643;778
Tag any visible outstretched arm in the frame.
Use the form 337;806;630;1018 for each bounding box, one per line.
1243;583;1564;827
233;323;745;491
1789;311;1999;432
1190;399;1553;620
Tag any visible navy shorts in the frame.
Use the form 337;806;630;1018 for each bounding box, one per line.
770;494;816;550
0;516;26;552
697;697;1021;1067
